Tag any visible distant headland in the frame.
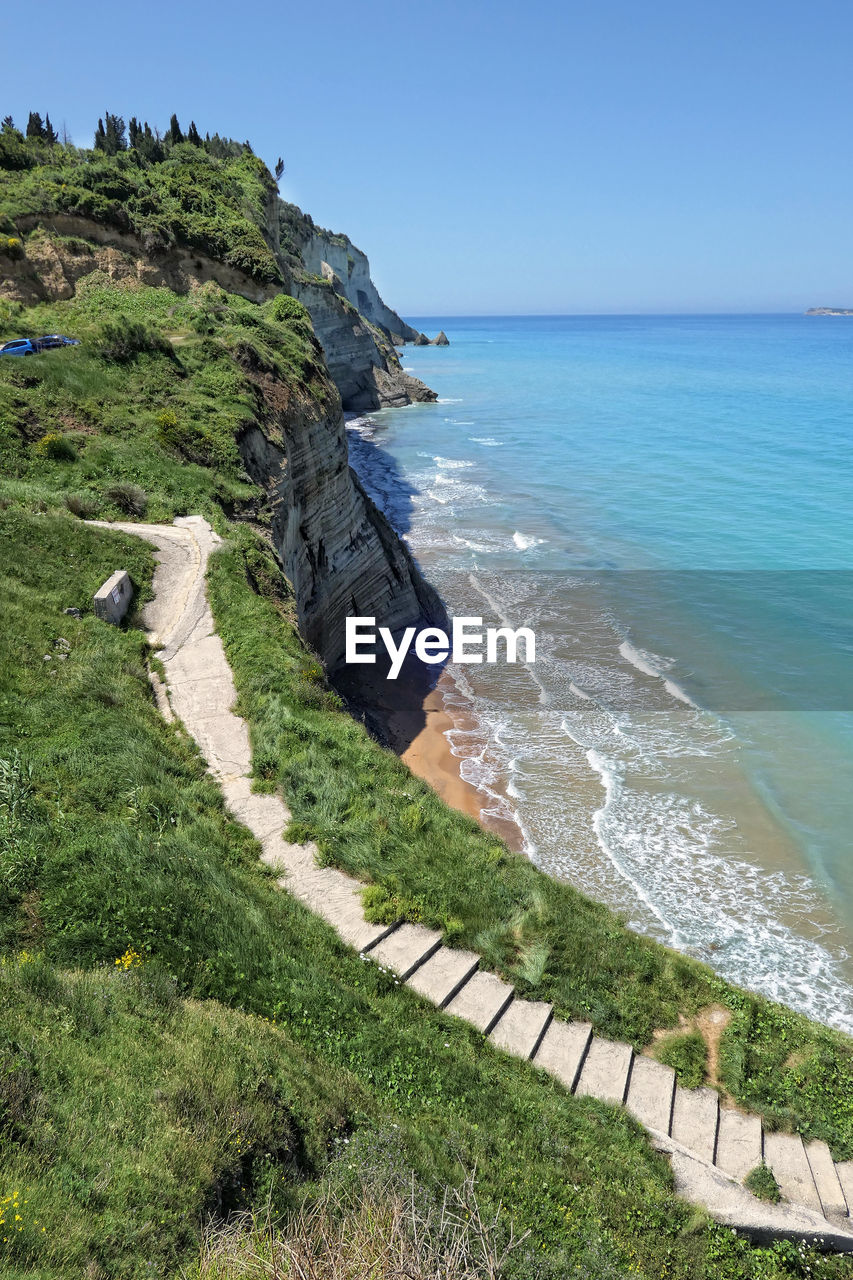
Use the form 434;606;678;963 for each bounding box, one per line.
805;307;853;316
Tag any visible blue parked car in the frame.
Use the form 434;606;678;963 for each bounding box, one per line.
0;338;40;357
0;335;80;357
37;334;80;349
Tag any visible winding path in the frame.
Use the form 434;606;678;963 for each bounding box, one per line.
95;516;853;1252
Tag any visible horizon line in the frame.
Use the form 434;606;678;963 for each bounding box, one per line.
401;309;821;319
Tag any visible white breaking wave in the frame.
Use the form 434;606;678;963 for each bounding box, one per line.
512;531;547;551
434;455;475;469
618;639;698;707
469;436;503;446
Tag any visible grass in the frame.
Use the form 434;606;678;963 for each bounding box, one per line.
745;1165;783;1205
3;516;852;1279
2;142;853;1276
654;1031;709;1089
190;1167;529;1280
207;526;853;1160
0;274;328;525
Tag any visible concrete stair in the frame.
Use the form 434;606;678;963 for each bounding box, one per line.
103;517;853;1253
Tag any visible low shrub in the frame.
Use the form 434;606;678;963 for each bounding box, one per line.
105;482;148;517
64;493;98;519
34;432;77;462
96;320;174;364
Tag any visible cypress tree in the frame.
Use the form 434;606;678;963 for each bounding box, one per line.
26;111;46;139
168;113;183;145
187;120;202;146
128;116;141;149
44;114;58;146
2;116;14;133
94;117;107;150
103;112;127;155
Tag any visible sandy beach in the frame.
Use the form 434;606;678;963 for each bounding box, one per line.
335;657;523;851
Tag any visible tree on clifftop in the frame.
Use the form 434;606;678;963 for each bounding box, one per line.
187;120;202;146
26;112;46;139
168;114;183;145
95;112;127;155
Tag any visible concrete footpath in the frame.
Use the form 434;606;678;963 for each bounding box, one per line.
93;516;853;1252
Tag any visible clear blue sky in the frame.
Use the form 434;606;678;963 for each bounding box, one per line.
4;0;852;314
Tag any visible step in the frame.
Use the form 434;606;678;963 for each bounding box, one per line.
288;864;392;952
575;1037;633;1105
716;1110;763;1182
763;1132;822;1214
670;1086;719;1165
366;923;442;981
406;946;480;1007
626;1055;676;1134
489;999;552;1060
533;1019;592;1091
804;1140;848;1220
836;1162;853;1218
445;971;514;1034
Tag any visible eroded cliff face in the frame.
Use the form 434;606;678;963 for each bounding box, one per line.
1;218;279;306
277;203;436;412
3;217;444;673
290;275;435;412
237;354;444;668
299;229;419;344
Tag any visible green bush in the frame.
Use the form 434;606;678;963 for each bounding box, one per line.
34;432;77;462
63;493;98;519
653;1030;708;1088
96;319;173;363
105;482;148;517
266;293;311;326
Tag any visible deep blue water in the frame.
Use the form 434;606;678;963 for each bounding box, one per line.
348;314;853;1030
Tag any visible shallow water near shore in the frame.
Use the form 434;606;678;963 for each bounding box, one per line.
348;314;853;1033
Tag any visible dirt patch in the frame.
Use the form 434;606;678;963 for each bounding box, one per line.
644;1004;733;1094
696;1004;732;1087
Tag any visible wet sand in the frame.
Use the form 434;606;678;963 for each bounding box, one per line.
335;658;523;851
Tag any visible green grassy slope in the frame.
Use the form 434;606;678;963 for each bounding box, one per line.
208;527;853;1160
1;128;853;1277
1;510;850;1280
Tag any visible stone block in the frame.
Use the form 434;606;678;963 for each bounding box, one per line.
804;1141;848;1220
575;1036;633;1104
489;999;552;1060
716;1110;763;1181
533;1019;592;1091
93;569;132;624
406;947;480;1007
626;1055;676;1133
671;1085;719;1163
445;971;514;1034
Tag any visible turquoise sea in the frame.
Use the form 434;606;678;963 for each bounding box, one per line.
347;314;853;1033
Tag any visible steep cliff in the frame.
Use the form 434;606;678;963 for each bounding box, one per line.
278;202;437;411
0;137;446;671
236;337;444;668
